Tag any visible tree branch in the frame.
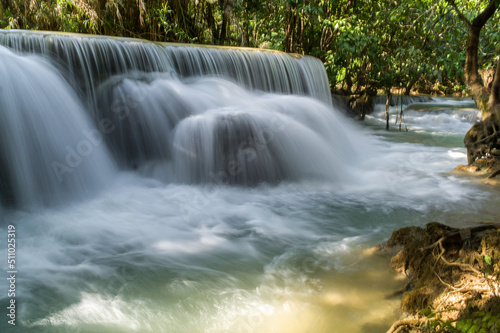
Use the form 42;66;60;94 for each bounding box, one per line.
445;0;472;29
421;8;447;50
472;0;499;28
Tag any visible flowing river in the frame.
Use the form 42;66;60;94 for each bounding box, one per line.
0;31;499;333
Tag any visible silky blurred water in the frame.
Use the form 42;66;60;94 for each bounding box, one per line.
1;95;498;333
0;32;498;333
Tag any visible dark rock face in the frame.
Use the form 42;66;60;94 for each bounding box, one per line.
464;113;500;164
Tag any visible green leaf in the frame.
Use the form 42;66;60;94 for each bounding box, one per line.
461;320;473;332
484;255;492;266
467;324;479;333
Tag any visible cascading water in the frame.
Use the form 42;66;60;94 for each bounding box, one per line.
96;72;353;183
0;30;350;191
0;31;497;333
0;30;332;111
0;46;115;207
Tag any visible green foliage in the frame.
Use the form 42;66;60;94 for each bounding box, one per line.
155;1;194;43
481;9;500;68
483;255;495;278
0;0;498;96
0;7;13;28
56;0;94;33
423;310;500;332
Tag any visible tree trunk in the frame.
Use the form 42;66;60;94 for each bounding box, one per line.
385;93;391;130
446;0;498;117
297;12;304;54
220;0;229;44
488;58;500;113
465;26;491;116
285;6;296;53
243;2;250;46
206;2;218;44
446;0;499;164
464;26;481;87
464;59;500;164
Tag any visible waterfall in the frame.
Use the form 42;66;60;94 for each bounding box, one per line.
0;30;353;207
0;30;332;112
0;46;115;207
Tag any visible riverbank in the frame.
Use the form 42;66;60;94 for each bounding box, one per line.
454;158;500;186
376;222;500;332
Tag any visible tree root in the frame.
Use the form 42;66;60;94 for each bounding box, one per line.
381;222;500;332
386;318;422;333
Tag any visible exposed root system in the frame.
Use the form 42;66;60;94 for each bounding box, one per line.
377;222;500;332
